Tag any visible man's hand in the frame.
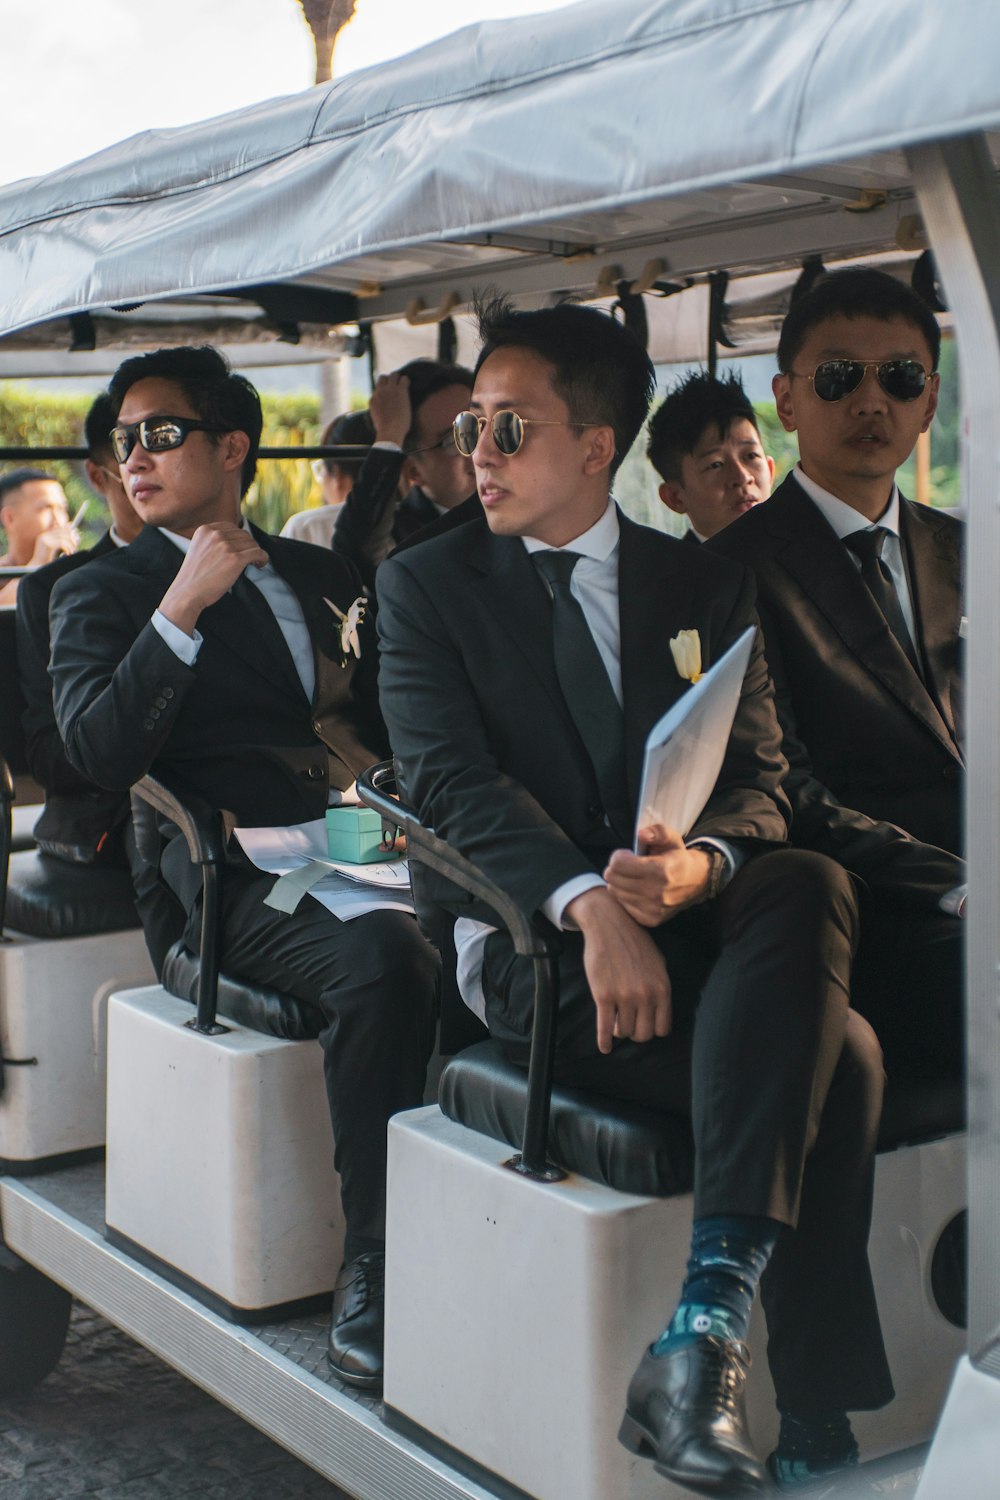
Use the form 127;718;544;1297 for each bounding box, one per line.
158;522;268;637
565;886;671;1053
370;372;412;448
604;823;712;927
29;521;79;565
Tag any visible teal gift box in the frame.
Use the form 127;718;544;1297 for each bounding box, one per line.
325;806;398;863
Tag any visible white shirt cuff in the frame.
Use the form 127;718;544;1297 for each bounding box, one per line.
543;873;607;930
940;883;967;917
152;609;202;665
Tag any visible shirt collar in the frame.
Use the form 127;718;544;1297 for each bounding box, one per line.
520;497;619;560
158;515;265;567
794;463;900;540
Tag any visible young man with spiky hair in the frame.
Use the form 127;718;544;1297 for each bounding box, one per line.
647;370;774;541
377;297;891;1497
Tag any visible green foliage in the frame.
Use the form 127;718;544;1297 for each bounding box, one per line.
0;386;101;546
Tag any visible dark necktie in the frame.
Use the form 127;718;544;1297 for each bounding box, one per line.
230;571;301;687
844;527;921;674
533;550;627;821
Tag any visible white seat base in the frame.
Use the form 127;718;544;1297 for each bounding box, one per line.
385;1107;966;1500
0;928;153;1162
105;986;343;1313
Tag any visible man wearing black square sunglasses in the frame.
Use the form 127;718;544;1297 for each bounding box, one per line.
711;267;965;1102
46;345;438;1394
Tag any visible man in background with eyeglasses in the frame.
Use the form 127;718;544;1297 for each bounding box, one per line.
46;346;438;1393
331;358;479;588
711;267;965;1102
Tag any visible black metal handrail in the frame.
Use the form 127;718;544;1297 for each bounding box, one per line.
129;773;229;1036
357;761;564;1182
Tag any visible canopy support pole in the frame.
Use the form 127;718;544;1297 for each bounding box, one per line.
907;132;1000;1496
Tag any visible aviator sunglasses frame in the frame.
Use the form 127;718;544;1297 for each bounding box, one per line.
452;408;604;457
110;415;229;464
794;358;934;404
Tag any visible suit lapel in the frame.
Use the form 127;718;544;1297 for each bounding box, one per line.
618;516;698;809
765;477;959;757
900;498;962;745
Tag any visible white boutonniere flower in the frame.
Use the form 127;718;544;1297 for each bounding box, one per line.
324;595;367;665
670;628;703;684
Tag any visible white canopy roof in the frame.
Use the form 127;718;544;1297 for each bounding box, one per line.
0;0;997;351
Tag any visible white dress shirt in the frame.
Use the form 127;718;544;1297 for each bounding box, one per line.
794;465;917;645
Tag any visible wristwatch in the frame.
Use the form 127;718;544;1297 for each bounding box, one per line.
691;844;730;902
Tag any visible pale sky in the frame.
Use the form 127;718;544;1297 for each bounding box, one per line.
0;0;582;187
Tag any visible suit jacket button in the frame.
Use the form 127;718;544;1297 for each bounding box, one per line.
313;719;324;735
163;687;175;700
307;765;324;781
142;718;155;731
586;801;602;820
154;696;168;710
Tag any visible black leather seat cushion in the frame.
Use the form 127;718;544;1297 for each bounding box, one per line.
4;849;141;939
439;1040;696;1197
161;940;323;1041
440;1039;965;1200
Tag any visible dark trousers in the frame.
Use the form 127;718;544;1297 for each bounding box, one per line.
218;870;439;1258
482;848;893;1413
851;899;964;1086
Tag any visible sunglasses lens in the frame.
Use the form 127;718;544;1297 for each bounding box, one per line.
879;360;927;401
493;411;523;455
812;361;863;402
453;413;480;456
142;419;186;452
110;428;132;463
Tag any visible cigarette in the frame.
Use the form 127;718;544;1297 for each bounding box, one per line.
70;500;89;529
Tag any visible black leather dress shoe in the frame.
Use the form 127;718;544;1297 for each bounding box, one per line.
327;1251;385;1391
618;1336;768;1496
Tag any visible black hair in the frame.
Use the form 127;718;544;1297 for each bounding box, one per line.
777;268;941;375
473;296;655;476
108;345;263;497
84;391;117;465
646;371;760;484
319;408;375;480
399;359;475;452
0;467;57;504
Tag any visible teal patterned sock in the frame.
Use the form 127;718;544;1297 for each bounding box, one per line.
769;1410;858;1490
651;1213;780;1355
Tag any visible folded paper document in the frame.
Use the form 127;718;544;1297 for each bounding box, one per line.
635;626;756;849
234;819;412;919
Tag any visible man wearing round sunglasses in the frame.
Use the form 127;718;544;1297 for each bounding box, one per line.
379;296;892;1496
711;267;964;1100
46;345;438;1393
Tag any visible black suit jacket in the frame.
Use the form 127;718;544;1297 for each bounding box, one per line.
710;474;964;906
377;511;790;927
332;444;477;589
49;523;387;912
16;529;130;861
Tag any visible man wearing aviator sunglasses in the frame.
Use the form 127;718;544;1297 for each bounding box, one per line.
712;267;965;1114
